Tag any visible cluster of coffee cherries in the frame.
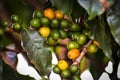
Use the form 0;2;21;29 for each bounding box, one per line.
0;7;99;80
28;8;99;80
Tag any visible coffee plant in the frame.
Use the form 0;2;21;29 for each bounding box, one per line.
0;0;120;80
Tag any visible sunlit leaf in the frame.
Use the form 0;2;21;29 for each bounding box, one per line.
107;0;120;46
21;28;52;76
77;0;103;20
77;0;114;20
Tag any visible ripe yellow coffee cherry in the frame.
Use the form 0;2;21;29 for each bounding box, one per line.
39;26;50;38
57;60;69;70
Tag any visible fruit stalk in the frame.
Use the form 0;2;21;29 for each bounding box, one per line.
73;40;92;65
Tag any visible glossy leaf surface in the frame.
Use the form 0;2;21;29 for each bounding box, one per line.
89;50;109;79
77;0;114;20
21;28;52;76
88;17;113;61
50;0;73;17
107;0;120;46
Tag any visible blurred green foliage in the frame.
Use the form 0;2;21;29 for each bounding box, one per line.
1;0;34;27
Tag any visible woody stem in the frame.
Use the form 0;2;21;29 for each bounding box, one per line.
73;40;92;65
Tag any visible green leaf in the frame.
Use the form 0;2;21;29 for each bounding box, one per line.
117;47;120;59
107;0;120;46
0;36;11;50
77;0;103;20
50;0;73;17
77;0;114;20
50;0;86;21
2;59;35;80
89;49;109;79
71;0;86;21
21;28;52;76
88;17;113;61
3;0;33;27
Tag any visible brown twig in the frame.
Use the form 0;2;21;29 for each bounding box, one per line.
1;48;20;53
73;40;92;65
99;0;110;11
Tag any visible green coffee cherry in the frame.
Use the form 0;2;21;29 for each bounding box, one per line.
30;18;41;29
11;23;22;32
1;20;9;27
11;14;20;23
33;10;43;18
